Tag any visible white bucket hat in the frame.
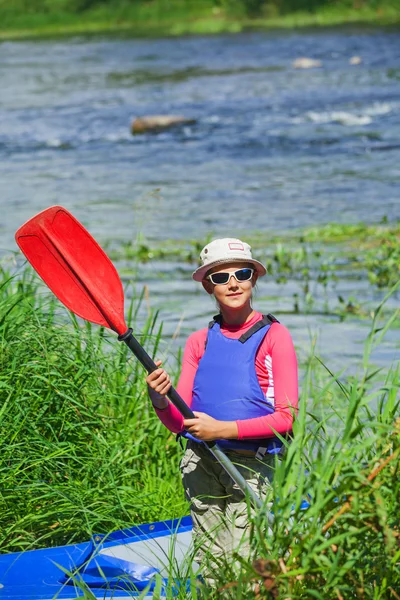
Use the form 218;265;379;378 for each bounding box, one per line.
192;238;267;282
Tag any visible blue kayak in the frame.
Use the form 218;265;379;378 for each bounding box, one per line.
0;499;312;598
0;516;194;599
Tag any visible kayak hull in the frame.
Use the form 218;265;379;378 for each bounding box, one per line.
0;516;194;599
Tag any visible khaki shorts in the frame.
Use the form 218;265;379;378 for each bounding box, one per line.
180;440;275;577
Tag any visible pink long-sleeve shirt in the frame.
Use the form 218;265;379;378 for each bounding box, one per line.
155;311;298;440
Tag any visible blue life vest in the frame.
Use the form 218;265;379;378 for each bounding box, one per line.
183;314;285;455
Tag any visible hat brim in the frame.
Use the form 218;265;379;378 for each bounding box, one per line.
192;258;267;282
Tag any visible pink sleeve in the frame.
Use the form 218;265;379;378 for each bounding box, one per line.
154;329;207;434
236;323;298;440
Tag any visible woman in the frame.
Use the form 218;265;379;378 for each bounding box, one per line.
146;238;298;577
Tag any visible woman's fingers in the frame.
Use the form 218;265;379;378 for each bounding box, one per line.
146;368;167;384
183;414;206;438
146;363;171;395
154;378;171;395
146;359;163;380
183;413;225;441
150;374;170;392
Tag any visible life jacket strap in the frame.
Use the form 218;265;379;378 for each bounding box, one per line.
208;313;222;329
206;313;279;349
238;313;279;343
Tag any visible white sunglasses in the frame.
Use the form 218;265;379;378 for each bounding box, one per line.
207;268;254;285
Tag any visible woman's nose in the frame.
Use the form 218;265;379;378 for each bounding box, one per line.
228;274;238;286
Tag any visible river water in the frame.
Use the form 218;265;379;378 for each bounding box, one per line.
1;28;399;371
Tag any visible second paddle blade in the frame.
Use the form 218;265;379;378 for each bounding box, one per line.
15;206;128;335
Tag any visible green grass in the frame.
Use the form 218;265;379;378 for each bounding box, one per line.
0;267;187;552
0;261;399;597
0;0;399;40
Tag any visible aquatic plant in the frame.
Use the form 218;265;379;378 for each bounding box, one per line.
108;221;400;318
365;233;400;289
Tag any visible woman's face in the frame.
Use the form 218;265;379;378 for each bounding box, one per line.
202;262;258;311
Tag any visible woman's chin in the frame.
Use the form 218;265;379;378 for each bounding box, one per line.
221;299;247;311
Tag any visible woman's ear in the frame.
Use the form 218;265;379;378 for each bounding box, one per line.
252;271;259;287
202;279;214;295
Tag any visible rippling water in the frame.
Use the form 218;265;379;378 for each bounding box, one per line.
1;29;399;368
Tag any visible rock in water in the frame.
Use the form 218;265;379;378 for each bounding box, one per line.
349;56;362;65
131;115;196;134
292;57;322;69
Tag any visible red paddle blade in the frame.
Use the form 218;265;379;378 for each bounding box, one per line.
15;206;128;336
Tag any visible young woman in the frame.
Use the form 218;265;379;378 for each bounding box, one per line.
146;238;298;576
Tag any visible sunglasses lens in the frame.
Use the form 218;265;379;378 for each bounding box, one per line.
235;268;253;281
210;272;230;284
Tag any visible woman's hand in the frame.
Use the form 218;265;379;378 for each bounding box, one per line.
146;360;171;409
183;411;238;441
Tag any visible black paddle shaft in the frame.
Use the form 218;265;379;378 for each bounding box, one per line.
118;328;195;418
117;328;266;513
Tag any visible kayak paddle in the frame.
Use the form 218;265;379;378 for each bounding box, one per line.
15;206;265;512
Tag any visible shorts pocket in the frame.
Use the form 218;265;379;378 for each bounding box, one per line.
179;447;196;473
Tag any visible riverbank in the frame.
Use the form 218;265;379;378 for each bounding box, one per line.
0;0;399;40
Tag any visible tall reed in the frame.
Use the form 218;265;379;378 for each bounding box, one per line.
1;266;399;599
0;266;186;553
